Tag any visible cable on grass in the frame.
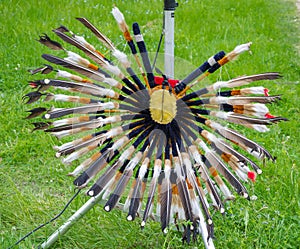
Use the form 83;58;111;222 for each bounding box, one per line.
7;189;81;249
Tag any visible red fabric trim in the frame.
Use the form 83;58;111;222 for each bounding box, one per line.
265;113;275;119
264;88;269;96
154;76;179;88
247;171;256;182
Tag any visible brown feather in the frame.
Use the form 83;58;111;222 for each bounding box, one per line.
76;17;115;51
53;29;107;67
38;34;64;50
42;54;107;82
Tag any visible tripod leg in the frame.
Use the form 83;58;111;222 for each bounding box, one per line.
40;194;102;249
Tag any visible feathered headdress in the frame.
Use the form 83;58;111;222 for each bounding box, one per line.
23;5;287;249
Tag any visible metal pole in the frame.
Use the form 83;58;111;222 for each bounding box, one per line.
40;194;103;249
40;194;159;248
164;0;177;78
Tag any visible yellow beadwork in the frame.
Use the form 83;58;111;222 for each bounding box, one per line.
149;89;177;124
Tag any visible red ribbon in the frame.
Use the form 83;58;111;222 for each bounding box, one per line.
154;76;179;88
247;171;256;182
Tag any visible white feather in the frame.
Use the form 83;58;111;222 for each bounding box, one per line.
111;136;129;151
212;111;232;120
65;51;90;66
53;141;73;152
51;128;82;139
112;50;131;68
241;86;266;95
105;126;123;139
249;124;270;132
52;94;72;102
233;42;252;54
62;148;89;164
119;146;135;163
111;6;125;24
104;63;122;78
138;159;149;179
103;77;120;87
56;70;72;78
153;159;162;178
212;81;228;91
247;148;264;159
74;35;96;51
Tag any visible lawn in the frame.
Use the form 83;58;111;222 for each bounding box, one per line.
0;0;299;248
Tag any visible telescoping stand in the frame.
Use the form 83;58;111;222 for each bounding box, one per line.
37;1;210;248
163;0;177;78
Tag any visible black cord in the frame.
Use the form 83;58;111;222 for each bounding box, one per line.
7;189;82;249
151;21;165;71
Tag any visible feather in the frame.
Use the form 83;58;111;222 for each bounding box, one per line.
112;7;149;88
31;122;52;131
158;159;172;233
191;171;213;229
104;150;144;211
68;151;101;177
197;163;224;212
47;118;105;134
23;91;46;104
210;111;287;129
178;43;253;95
43;93;99;104
56;70;92;83
215;86;268;97
126;178;142;220
42;54;110;83
76;18;133;71
86;158;121;195
44;102;117;120
198;139;249;198
104;168;133;212
111;6;128;33
33;78;119;99
125;148;151;218
215;72;282;89
141;159;162;227
25;107;48;119
28;64;54;75
53;28;141;92
175;51;226;93
83;125;151;192
201;130;262;173
55;132;107;157
203;119;274;160
53;29;109;68
182;73;280;101
38;33;64;50
174;156;194;222
76;17;115;51
62;144;98;164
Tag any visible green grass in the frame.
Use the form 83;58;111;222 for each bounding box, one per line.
0;0;299;248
